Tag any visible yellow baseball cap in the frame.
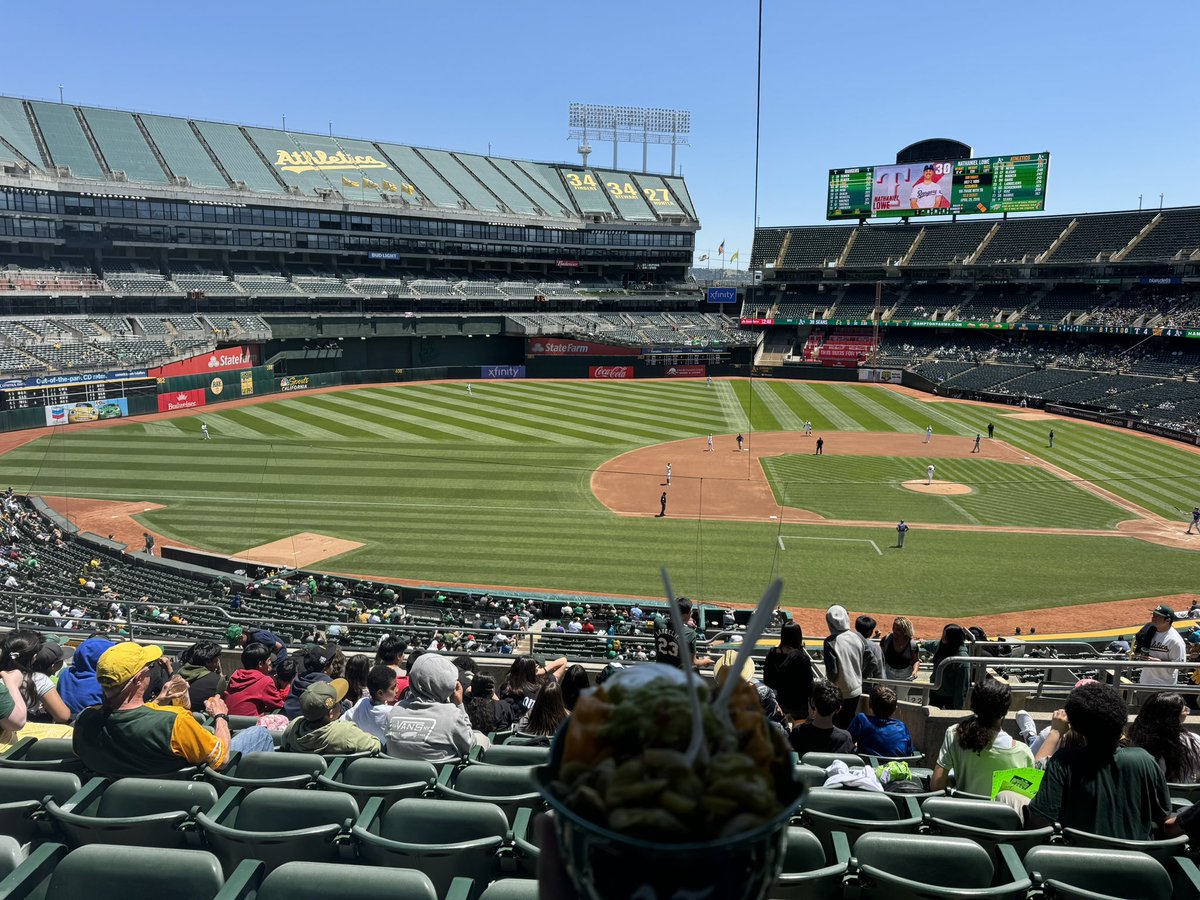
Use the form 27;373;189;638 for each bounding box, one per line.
96;642;163;689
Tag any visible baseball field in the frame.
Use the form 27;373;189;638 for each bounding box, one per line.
1;378;1198;621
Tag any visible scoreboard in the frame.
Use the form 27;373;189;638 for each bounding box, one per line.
828;152;1050;220
0;375;156;411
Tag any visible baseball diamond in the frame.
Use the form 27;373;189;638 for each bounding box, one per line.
2;377;1199;620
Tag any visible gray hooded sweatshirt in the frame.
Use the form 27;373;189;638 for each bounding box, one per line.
385;654;475;761
825;605;864;700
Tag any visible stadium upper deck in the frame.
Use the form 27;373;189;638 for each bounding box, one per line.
0;96;697;282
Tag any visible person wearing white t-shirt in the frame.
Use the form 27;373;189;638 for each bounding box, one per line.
1140;605;1185;686
909;165;947;210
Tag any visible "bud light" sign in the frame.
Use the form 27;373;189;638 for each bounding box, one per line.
481;365;525;379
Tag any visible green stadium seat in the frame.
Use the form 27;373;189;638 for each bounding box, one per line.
434;763;543;825
798;788;922;856
0;738;87;774
1168;782;1200;805
0;844;258;900
509;807;540;878
196;786;359;875
920;795;1054;860
316;756;436;811
246;860;438;900
1059;826;1190;865
801;751;866;769
467;878;539;900
0;768;82;843
45;776;219;849
793;763;828;789
352;797;508;899
1024;846;1181;900
204;751;326;791
466;744;549;767
845;832;1032;899
772;827;850;900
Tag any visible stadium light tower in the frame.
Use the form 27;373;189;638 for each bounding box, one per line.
568;103;691;174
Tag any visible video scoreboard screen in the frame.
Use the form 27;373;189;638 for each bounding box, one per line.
0;376;156;411
827;152;1050;220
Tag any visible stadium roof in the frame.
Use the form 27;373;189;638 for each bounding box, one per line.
0;96;697;227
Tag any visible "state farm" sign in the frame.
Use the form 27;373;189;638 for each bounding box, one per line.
526;338;639;357
151;346;258;378
589;366;634;379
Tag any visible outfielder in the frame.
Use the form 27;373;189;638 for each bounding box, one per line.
201;423;210;441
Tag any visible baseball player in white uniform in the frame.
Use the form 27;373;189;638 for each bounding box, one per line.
804;421;812;436
706;434;714;452
910;165;948;209
201;423;210;441
666;463;672;486
926;464;935;485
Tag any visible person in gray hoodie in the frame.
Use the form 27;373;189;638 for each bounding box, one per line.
824;604;864;730
385;654;475;761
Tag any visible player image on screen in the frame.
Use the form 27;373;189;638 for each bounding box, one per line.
910;164;950;210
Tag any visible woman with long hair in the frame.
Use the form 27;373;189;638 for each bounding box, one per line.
0;631;70;725
1129;692;1200;783
882;616;919;681
560;665;590;711
763;622;814;719
500;656;542;721
928;624;971;710
523;679;568;742
344;654;372;701
932;679;1033;795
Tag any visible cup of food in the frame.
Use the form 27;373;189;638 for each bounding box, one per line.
536;662;804;900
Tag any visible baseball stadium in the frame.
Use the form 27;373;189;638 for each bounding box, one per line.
0;46;1198;899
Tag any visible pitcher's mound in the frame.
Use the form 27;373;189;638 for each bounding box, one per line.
902;480;973;495
238;532;363;568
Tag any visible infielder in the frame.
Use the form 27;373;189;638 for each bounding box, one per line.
707;434;714;452
927;464;935;485
924;425;933;444
666;463;672;486
972;433;981;453
736;433;745;452
201;423;210;441
1188;507;1200;535
804;421;812;436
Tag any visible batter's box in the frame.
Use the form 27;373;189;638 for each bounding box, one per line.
777;534;883;555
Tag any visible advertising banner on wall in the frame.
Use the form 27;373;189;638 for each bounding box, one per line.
157;389;207;412
480;365;526;379
858;368;904;383
44;397;129;427
664;365;707;377
150;346;258;378
278;376;311;392
589;365;634;379
526;338;639;357
240;371;254;396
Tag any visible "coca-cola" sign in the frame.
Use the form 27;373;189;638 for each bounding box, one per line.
589;366;634;379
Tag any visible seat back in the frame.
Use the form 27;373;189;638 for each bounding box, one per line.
477;745;549;767
48;845;225;896
855;832;995;889
237;752;327;780
0;836;24;879
0;768;81;805
234;787;358;833
1024;846;1173;900
256;861;438;900
381;798;509;844
921;796;1022;831
478;879;539;900
1061;827;1189;865
803;789;901;823
781;826;828;871
801;751;864;768
774;826;848;900
340;757;436;789
95;778;219;818
451;765;538;797
23;739;77;763
793;764;828;788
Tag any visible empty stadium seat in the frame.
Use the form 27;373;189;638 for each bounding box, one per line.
0;837;27;881
316;756;436;811
249;860;439;900
844;832;1032;899
45;776;219;849
204;751;326;791
352;797;508;899
920;795;1053;860
0;844;258;899
434;763;542;825
793;764;829;789
800;751;866;769
772;827;850;900
462;878;539;900
466;744;549;767
798;788;922;856
0;768;82;843
196;786;359;874
1059;826;1190;865
1023;845;1185;900
0;738;87;774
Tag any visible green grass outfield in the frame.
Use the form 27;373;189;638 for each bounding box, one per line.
1;378;1199;616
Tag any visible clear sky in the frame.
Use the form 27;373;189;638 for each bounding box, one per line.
4;0;1199;265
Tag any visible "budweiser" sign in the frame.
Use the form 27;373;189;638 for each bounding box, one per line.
589;366;634;379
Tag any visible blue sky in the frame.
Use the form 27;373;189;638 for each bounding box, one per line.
5;1;1199;265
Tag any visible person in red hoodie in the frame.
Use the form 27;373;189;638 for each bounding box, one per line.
223;642;291;717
